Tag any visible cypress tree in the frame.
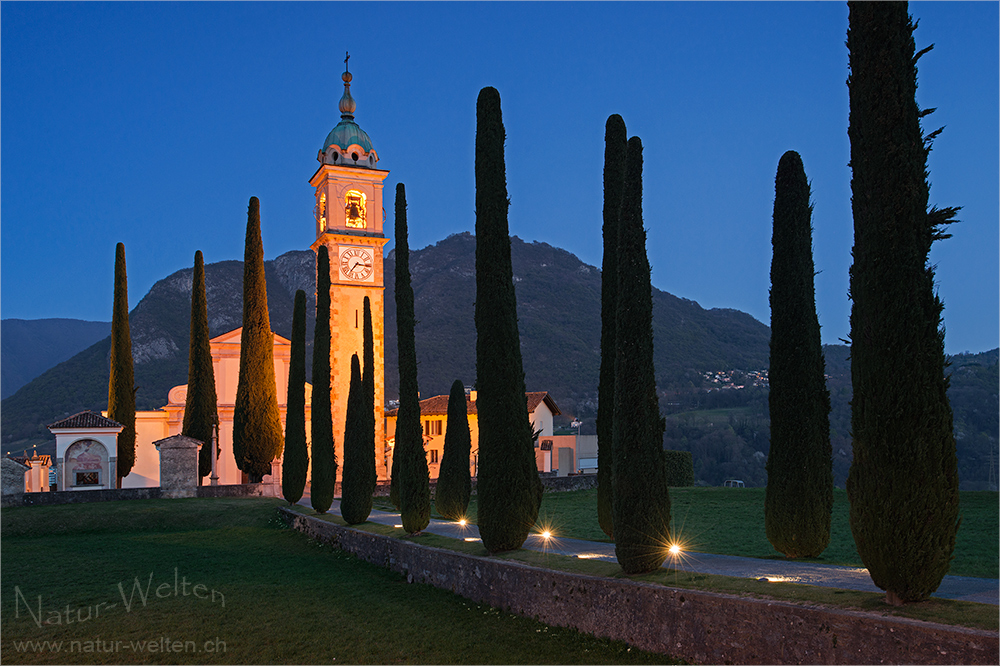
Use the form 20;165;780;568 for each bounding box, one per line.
475;86;543;553
765;151;833;558
311;245;336;514
232;196;284;481
107;242;136;487
612;136;671;574
394;182;431;533
436;379;473;521
846;1;960;605
182;250;220;480
282;289;309;505
341;354;372;524
362;297;377;503
597;113;627;540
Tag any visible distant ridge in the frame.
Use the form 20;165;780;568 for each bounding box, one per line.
1;318;111;399
0;233;770;446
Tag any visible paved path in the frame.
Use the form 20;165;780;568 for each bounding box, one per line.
300;498;999;605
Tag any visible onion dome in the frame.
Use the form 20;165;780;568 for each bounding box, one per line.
319;57;378;168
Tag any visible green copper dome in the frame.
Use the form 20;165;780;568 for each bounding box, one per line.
323;119;374;154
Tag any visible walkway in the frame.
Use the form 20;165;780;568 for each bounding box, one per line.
304;498;999;606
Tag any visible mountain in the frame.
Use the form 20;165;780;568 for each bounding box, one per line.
383;233;771;416
5;233;993;490
1;319;111;399
1;233;769;449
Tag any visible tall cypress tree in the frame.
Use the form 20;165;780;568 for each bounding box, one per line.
846;2;960;605
341;354;372;524
765;151;833;558
108;242;136;487
597;113;627;540
475;86;543;553
435;379;473;521
362;297;377;506
311;245;336;514
282;289;309;505
394;182;431;533
233;197;284;481
182;250;220;480
612;136;671;574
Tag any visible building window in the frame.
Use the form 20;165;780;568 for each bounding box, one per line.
429;449;439;464
423;420;442;437
76;471;100;486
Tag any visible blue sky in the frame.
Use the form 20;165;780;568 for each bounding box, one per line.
2;2;997;355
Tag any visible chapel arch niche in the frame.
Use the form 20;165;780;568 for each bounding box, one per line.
65;439;109;488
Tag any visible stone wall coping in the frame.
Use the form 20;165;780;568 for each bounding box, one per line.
153;434;204;450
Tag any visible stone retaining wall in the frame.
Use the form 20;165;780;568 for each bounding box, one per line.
1;487;162;507
279;507;998;665
1;483;280;507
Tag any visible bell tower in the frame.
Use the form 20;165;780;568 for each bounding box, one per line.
310;54;389;481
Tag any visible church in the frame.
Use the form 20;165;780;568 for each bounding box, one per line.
121;57;389;489
47;59;567;493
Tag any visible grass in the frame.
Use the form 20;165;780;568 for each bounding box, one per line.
439;487;997;579
1;498;676;665
289;503;999;632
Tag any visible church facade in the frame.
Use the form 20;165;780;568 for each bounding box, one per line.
115;59;387;489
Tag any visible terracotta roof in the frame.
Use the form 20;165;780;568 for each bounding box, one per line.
386;391;560;417
47;411;123;430
9;452;52;466
526;391;561;416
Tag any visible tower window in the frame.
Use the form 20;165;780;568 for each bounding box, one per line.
345;190;367;229
429;449;439;464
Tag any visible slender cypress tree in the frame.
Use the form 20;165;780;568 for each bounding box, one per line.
311;245;336;513
362;297;377;505
182;250;219;480
341;354;372;524
282;289;309;505
846;1;960;605
108;242;136;487
435;379;473;521
765;151;833;558
612;136;671;574
597;113;627;540
394;182;431;533
233;197;284;481
475;86;543;553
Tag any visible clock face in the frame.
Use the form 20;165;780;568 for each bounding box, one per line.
339;246;374;282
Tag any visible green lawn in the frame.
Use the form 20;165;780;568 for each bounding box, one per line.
453;487;997;579
1;498;675;665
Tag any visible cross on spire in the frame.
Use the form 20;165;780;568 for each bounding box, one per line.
344;51;350;72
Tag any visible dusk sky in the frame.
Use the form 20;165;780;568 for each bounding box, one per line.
3;2;997;356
